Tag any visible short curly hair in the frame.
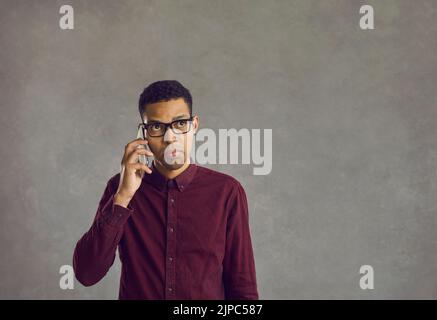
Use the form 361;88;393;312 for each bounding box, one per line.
138;80;193;118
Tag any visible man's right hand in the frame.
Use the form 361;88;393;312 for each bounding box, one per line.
114;138;153;208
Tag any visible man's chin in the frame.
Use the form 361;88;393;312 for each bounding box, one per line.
164;162;185;170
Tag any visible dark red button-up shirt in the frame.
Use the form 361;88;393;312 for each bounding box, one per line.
73;163;258;300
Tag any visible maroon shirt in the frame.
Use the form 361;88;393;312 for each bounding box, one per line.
73;163;258;300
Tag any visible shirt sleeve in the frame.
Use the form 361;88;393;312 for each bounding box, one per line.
223;181;259;300
72;177;134;286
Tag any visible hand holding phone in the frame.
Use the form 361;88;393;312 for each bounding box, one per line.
136;125;154;167
114;135;154;208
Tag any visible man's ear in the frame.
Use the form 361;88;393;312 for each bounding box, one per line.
193;115;199;134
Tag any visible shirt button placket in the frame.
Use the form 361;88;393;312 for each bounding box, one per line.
165;191;177;299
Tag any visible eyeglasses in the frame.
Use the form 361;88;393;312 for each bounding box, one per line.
138;117;194;137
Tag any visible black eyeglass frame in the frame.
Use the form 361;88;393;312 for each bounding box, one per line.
138;116;194;138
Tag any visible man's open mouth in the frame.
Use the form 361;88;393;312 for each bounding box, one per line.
163;143;185;165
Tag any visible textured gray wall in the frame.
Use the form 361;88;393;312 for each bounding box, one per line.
1;0;436;299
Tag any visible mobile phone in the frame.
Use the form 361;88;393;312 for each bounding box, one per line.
136;125;154;167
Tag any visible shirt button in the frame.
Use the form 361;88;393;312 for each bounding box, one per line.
168;287;173;292
169;257;173;262
169;227;174;232
170;198;174;203
180;185;184;190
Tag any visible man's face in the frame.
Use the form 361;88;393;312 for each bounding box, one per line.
142;98;198;171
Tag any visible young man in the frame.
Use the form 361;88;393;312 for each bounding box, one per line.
73;80;258;300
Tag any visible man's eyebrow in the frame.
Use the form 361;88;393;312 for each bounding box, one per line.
147;114;190;122
172;114;190;120
146;118;160;123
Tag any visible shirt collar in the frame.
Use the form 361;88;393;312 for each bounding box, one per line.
145;161;198;192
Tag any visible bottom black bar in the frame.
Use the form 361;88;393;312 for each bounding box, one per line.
1;300;436;318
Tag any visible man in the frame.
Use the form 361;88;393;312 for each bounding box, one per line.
73;80;258;299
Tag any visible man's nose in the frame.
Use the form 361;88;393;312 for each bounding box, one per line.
164;126;177;143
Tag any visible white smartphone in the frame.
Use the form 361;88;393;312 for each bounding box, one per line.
136;125;154;167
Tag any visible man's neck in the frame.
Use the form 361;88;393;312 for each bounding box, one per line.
153;159;191;180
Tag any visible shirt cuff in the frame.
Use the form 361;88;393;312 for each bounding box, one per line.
101;194;134;228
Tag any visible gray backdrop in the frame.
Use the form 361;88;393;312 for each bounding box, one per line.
1;0;436;299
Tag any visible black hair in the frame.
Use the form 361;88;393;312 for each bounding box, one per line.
138;80;193;118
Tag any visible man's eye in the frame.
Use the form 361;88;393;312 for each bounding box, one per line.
176;120;187;127
152;124;162;130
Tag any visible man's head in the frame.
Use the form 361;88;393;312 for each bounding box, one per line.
138;80;199;171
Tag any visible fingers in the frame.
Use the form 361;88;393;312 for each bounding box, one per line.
125;146;154;164
124;138;149;156
122;138;153;164
127;162;152;175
